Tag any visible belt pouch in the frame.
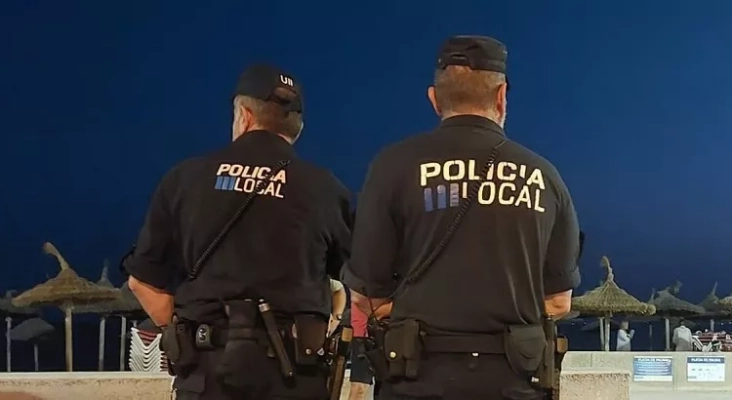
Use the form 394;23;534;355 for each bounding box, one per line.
383;319;423;380
504;324;546;377
292;314;327;366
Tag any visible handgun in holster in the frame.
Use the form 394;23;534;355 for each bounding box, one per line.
327;326;353;400
160;315;199;378
532;316;568;400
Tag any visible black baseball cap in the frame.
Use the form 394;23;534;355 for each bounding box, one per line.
437;35;508;73
233;64;303;114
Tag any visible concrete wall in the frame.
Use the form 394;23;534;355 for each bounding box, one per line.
564;351;732;392
0;369;630;400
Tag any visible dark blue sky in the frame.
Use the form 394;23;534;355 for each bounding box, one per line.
2;1;731;304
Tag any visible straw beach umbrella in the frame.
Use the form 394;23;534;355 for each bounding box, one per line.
9;317;54;372
74;260;144;370
11;242;120;371
0;290;37;372
650;281;705;350
698;282;728;332
571;256;656;351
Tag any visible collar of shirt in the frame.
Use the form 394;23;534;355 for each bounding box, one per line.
233;130;297;158
438;115;505;137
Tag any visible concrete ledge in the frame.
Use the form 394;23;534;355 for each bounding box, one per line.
0;370;630;400
564;351;732;391
0;373;172;400
561;369;630;400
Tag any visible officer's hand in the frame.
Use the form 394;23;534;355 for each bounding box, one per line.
327;314;340;337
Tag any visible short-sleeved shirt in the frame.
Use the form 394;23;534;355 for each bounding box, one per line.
125;130;353;323
344;115;580;333
350;302;369;337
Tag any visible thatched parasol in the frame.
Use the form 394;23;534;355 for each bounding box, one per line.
9;317;55;372
650;281;705;350
0;290;37;372
74;261;144;371
12;242;120;371
571;256;656;351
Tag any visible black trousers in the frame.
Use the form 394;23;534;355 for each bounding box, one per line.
174;348;329;400
376;353;544;400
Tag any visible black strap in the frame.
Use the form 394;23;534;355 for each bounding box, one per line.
188;159;291;281
423;334;504;354
389;138;507;298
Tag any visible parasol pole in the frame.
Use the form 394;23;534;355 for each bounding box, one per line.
119;316;127;371
33;342;39;372
664;317;670;351
598;317;605;349
604;314;612;351
132;320;138;329
98;316;107;371
599;257;614;352
710;318;715;332
648;322;653;351
63;301;74;371
5;316;11;372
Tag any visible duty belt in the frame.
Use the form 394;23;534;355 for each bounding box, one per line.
423;333;504;354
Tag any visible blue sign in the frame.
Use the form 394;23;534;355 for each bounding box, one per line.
687;356;725;382
633;356;673;382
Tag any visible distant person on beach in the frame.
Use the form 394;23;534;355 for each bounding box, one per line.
616;321;635;351
673;321;694;351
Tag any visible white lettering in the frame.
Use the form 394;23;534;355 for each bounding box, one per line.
418;159;547;212
280;75;294;86
497;162;517;181
477;182;496;204
229;164;244;176
218;164;287;199
443;160;465;181
498;182;516;205
420;162;441;186
526;169;546;189
216;164;231;175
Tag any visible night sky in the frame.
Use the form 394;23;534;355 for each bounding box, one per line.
2;1;731;306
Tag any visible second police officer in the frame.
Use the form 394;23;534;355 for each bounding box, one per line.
344;36;581;399
125;64;352;400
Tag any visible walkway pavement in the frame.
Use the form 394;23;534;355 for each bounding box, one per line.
633;391;730;399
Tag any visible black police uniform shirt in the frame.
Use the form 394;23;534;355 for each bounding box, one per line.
125;130;352;323
344;115;580;333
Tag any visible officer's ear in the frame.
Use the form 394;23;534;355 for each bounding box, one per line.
496;81;508;117
427;86;441;117
291;120;304;144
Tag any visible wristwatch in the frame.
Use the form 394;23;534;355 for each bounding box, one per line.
334;314;343;321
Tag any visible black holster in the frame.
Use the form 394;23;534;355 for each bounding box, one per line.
382;319;424;380
160;318;199;378
215;299;271;396
531;317;567;400
363;316;390;381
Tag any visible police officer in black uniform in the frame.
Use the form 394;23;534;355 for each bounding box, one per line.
125;64;352;400
343;36;581;399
